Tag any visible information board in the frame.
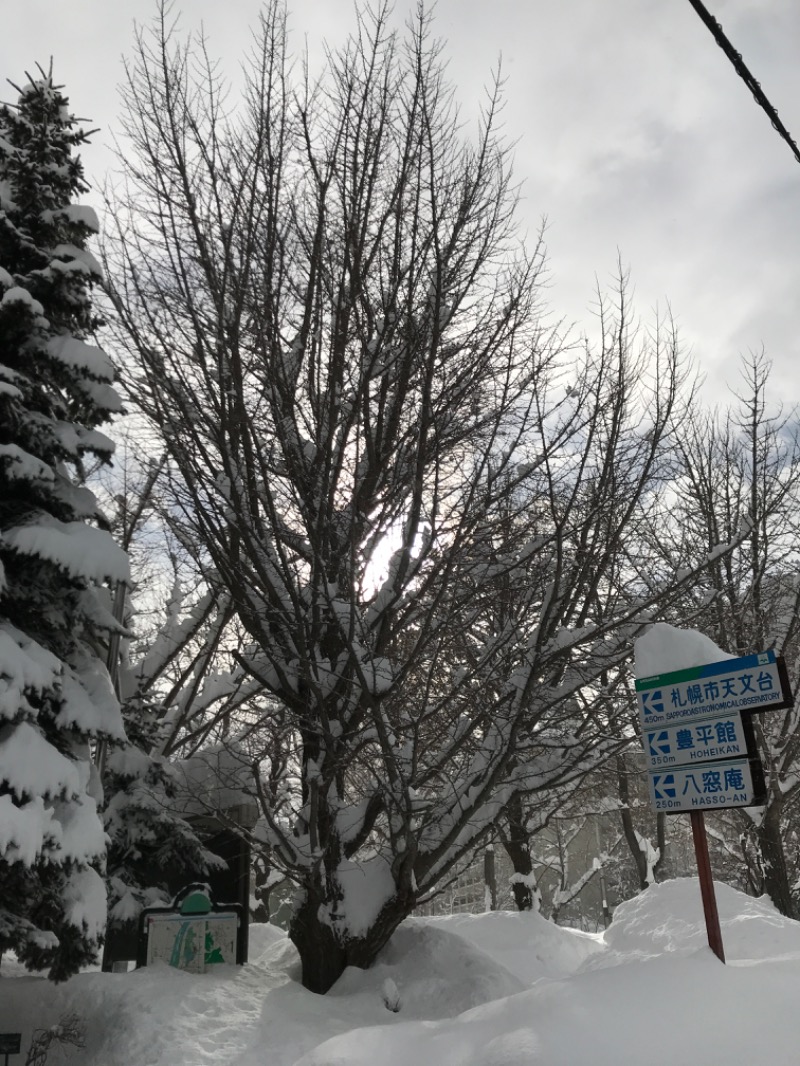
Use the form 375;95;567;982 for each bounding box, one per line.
145;912;239;972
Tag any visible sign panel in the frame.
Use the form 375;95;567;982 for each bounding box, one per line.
643;712;750;769
146;912;239;972
636;650;792;727
649;758;757;814
0;1035;20;1054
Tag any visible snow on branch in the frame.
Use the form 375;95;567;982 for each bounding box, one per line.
1;517;130;584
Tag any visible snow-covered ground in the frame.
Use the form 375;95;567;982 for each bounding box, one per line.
2;879;799;1065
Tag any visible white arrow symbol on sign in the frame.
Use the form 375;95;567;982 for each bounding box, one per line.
647;730;670;757
653;774;676;800
641;689;665;716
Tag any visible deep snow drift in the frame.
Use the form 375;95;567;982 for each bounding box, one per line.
2;879;800;1065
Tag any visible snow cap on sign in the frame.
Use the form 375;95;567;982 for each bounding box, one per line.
634;622;733;679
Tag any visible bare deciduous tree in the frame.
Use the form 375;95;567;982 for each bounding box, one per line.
659;353;800;917
103;2;727;991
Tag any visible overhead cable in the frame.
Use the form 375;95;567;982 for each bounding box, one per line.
685;0;800;167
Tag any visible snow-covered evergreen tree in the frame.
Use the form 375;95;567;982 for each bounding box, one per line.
102;575;237;935
102;700;225;933
0;67;128;979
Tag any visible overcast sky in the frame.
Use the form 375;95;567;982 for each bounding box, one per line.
4;0;799;403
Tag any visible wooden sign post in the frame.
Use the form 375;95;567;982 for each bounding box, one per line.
690;811;725;962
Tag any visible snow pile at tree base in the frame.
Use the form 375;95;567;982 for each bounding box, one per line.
425;908;604;983
329;919;527;1018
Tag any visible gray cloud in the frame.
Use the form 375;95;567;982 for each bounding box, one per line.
3;0;798;399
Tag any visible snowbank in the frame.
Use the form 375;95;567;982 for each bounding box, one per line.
301;882;800;1066
598;876;800;964
426;908;603;983
2;882;800;1066
329;919;526;1019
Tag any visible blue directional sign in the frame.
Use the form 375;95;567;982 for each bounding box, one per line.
635;648;789;813
649;759;756;814
636;650;792;727
643;712;749;769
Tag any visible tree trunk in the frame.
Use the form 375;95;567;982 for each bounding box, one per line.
501;794;537;911
251;854;272;924
288;892;349;995
595;820;612;929
288;871;416;994
617;757;648;890
484;846;497;911
756;803;795;919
